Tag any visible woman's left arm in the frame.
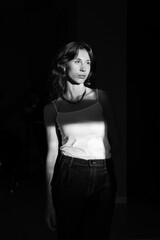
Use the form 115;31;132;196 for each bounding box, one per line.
99;89;120;158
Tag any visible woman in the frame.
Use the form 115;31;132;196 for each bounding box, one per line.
43;41;119;240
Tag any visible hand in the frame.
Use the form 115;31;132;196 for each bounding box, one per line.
45;200;57;231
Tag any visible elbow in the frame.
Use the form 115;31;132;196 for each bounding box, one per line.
46;149;58;165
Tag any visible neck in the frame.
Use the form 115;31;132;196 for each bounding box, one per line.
65;82;86;101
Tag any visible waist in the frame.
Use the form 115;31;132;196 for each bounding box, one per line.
60;154;112;168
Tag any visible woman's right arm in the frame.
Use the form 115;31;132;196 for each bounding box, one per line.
43;103;59;230
45;124;59;202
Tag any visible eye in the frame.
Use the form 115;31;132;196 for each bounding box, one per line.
87;61;91;65
75;60;80;63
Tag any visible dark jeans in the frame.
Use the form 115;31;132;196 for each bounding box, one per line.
51;154;117;240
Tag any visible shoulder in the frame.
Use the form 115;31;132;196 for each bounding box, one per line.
97;88;107;95
86;87;109;103
85;87;104;97
97;88;109;102
43;102;56;114
85;87;96;94
43;102;57;126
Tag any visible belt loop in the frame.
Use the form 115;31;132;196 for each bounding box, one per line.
69;157;74;167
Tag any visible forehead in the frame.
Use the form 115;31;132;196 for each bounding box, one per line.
75;49;90;60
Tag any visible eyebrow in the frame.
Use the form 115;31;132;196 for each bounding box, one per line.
75;57;91;62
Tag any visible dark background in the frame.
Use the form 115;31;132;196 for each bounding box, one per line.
0;0;126;199
0;0;160;239
127;1;160;201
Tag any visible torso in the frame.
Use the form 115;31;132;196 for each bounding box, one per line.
53;88;111;160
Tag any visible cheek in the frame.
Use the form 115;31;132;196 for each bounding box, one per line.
87;66;91;75
67;66;78;76
67;69;76;79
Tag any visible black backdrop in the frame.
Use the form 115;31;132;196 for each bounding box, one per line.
1;0;160;204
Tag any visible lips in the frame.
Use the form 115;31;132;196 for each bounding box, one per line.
78;75;86;79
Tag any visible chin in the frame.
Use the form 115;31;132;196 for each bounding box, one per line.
72;79;85;84
77;80;86;85
68;76;86;85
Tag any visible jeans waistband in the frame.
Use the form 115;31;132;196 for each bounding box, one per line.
60;154;111;169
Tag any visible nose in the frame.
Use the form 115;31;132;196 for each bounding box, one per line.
80;64;86;72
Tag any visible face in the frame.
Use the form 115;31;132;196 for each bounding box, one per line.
66;49;91;84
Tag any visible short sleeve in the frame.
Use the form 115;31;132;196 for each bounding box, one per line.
43;103;56;127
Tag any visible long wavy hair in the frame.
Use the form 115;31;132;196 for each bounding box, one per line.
48;41;96;100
